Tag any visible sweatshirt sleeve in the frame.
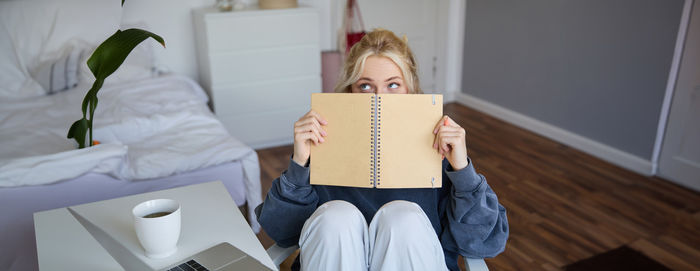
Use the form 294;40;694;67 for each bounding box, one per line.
256;158;319;247
440;158;509;258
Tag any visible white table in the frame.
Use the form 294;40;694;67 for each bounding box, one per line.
34;181;275;271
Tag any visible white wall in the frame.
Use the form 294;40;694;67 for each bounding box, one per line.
121;0;216;82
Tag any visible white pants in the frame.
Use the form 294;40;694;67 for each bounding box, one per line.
299;200;448;271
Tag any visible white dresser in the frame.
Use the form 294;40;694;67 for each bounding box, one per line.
194;6;321;149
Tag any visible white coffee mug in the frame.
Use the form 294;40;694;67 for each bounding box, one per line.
132;198;181;259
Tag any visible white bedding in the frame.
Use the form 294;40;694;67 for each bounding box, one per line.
0;75;262;231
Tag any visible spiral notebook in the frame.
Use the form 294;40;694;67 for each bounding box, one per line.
310;93;443;188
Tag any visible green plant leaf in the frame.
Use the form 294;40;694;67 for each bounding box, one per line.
87;28;165;82
69;27;164;149
67;118;89;149
81;79;103;118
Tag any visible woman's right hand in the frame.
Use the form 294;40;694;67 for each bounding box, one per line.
292;110;328;166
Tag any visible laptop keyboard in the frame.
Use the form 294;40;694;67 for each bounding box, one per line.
166;260;210;271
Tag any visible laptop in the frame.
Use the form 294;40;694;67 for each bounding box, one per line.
67;207;273;271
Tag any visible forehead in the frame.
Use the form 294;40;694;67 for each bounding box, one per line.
360;56;403;80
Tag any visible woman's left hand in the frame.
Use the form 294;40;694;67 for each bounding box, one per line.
433;115;469;171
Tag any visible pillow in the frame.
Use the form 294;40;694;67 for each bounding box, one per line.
0;0;122;98
29;36;157;95
32;45;84;95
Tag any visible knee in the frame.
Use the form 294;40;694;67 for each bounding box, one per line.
316;200;364;223
302;200;365;237
372;200;430;233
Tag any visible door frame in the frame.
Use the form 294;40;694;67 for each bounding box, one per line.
652;0;695;175
442;0;467;103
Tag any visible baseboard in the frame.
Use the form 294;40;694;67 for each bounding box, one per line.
443;91;457;103
455;93;654;176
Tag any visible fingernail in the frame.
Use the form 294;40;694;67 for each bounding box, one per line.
321;131;327;136
320;137;325;142
433;143;437;149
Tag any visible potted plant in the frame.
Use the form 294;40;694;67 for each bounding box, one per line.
67;0;164;148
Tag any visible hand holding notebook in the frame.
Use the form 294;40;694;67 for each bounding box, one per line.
310;93;443;188
433;115;469;171
292;110;328;166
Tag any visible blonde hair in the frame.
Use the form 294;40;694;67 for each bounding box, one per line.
335;29;422;94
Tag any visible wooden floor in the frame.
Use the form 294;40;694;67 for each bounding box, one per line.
254;102;700;271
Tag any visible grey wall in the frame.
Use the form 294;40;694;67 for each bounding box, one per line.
461;0;684;159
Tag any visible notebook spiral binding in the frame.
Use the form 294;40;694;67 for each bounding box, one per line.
376;96;381;187
370;95;375;187
370;95;382;187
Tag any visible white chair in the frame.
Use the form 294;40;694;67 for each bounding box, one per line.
266;243;489;271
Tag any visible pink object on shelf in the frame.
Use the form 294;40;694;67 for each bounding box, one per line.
322;51;342;93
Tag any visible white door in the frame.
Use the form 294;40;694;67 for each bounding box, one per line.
658;2;700;191
355;0;439;92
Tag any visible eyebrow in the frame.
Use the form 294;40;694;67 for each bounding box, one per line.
385;76;401;82
357;76;402;82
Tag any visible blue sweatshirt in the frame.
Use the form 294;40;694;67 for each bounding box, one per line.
256;158;509;271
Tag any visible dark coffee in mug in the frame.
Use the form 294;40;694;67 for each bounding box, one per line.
143;211;172;218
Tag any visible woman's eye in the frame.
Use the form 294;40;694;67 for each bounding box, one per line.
388;83;400;89
359;84;372;91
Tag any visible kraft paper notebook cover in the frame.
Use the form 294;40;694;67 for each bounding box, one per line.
310;93;443;188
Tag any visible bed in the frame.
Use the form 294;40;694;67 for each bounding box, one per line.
0;1;262;270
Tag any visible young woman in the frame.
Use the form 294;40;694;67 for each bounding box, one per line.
256;29;508;271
